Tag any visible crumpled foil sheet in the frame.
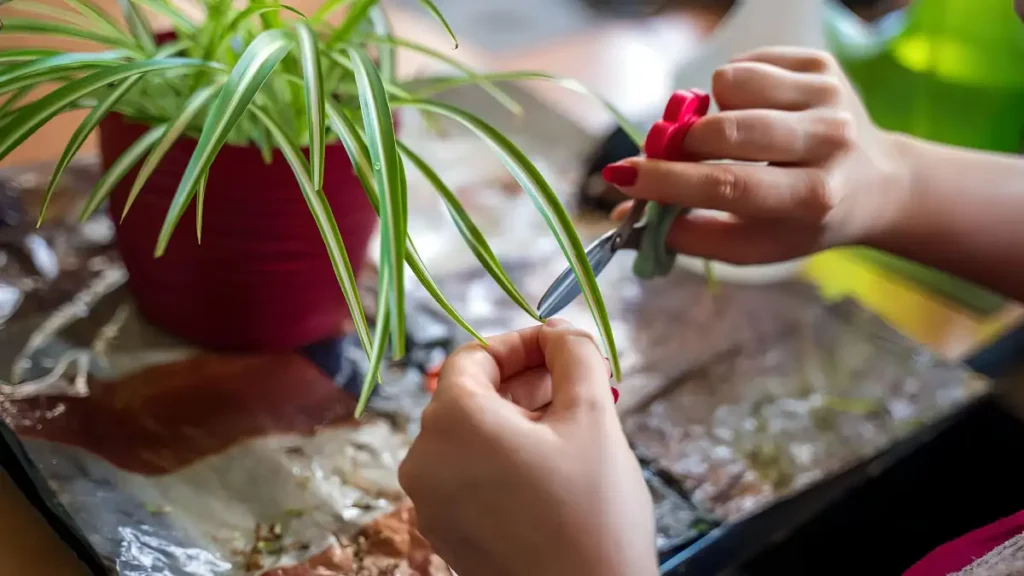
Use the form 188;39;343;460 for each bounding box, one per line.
0;116;986;574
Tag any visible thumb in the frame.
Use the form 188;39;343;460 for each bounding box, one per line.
539;319;613;415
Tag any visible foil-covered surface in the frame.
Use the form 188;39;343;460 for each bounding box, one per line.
0;115;986;575
623;301;988;520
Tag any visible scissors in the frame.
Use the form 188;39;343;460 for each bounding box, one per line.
537;89;711;319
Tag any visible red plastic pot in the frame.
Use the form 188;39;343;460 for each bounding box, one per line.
98;112;379;350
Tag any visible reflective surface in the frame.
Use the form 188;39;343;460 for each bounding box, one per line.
537;229;620;319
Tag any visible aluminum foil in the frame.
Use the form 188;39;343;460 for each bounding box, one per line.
0;113;987;575
623;302;989;520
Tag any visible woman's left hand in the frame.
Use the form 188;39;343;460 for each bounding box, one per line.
399;319;658;576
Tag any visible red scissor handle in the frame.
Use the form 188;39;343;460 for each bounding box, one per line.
644;89;711;161
631;89;712;279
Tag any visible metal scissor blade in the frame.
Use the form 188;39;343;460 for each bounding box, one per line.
537;229;619;319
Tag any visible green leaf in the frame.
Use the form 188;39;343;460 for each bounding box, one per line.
0;50;132;96
154;29;293;257
78;123;169;221
122;84;220;221
250;103;375;368
405;71;644;146
361;35;522;116
0;87;34;132
399;141;539;321
5;1;94;28
328;0;376;44
405;241;486;343
325;52;409;98
367;7;395;84
0;58;221;163
0;49;62;66
407;0;458;49
216;4;306;55
395;98;621;380
129;0;197;36
117;0;157;54
196;169;208;243
347;47;405;360
324;98;486;345
39;75;144;226
310;0;349;23
355;258;391;418
294;21;326;191
0;19;140;50
63;0;128;39
324;52;410;99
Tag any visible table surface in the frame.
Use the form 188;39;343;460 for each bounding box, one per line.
0;1;1020;574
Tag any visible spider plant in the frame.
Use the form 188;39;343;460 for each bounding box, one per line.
0;0;643;416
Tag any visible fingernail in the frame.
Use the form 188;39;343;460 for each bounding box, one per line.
604;357;612;378
601;163;638;187
611;387;620;404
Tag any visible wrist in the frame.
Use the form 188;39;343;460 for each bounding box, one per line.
855;130;921;251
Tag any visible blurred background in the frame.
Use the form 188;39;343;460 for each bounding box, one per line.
2;1;1024;575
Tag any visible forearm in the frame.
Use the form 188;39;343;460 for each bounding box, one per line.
866;133;1024;302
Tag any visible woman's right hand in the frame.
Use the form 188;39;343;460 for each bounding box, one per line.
605;46;910;265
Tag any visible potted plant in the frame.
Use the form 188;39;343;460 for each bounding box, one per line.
0;0;637;414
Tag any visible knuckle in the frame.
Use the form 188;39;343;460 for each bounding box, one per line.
804;169;836;215
816;76;844;107
710;114;742;149
702;167;744;206
825;111;857;150
805;50;838;73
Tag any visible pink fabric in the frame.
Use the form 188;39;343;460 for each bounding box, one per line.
904;510;1024;575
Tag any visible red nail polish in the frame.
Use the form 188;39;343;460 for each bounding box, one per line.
601;164;638;187
611;387;620;404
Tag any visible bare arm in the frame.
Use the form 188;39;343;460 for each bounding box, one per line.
870;134;1024;303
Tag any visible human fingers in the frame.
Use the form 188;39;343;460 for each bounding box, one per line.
731;46;838;74
677;108;854;164
435;325;547;398
610;200;633;223
663;211;825;264
712;60;842;111
603;158;832;221
612;203;822;262
498;367;552;413
538;319;612;416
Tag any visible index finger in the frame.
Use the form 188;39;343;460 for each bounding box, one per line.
606;158;831;221
436;324;547;397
